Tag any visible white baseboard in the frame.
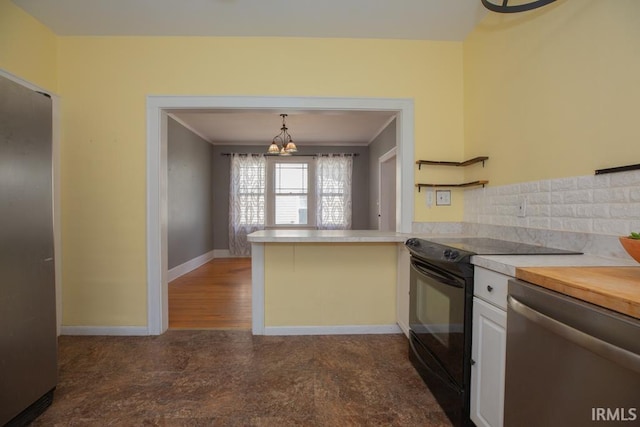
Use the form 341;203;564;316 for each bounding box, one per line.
61;326;150;336
213;249;250;258
263;324;402;336
168;250;215;282
213;249;231;258
61;325;401;336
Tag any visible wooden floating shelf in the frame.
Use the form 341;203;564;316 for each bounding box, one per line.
416;156;488;170
415;181;489;192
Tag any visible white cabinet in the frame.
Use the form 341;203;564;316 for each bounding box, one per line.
471;297;507;427
471;268;508;427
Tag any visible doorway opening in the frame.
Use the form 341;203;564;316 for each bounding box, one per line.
168;258;251;329
147;96;415;335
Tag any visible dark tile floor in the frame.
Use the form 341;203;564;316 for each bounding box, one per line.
32;331;452;426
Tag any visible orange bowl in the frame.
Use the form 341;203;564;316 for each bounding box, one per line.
619;237;640;263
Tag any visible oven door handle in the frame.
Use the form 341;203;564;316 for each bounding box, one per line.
411;262;463;288
409;336;461;392
508;295;640;375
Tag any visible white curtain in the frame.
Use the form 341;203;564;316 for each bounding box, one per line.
315;154;353;230
229;154;265;256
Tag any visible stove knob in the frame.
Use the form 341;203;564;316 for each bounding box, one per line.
449;250;460;260
443;249;452;258
406;238;418;246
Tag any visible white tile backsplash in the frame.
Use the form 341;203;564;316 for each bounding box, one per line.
611;171;640;187
464;170;640;235
458;169;640;260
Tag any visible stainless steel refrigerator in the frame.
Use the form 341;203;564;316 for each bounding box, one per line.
0;74;57;425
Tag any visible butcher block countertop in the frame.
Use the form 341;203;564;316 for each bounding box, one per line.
516;266;640;319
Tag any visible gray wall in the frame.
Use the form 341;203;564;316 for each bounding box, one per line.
368;119;397;229
167;117;214;269
212;145;369;250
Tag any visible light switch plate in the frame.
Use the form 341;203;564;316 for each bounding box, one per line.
436;190;451;206
426;190;433;208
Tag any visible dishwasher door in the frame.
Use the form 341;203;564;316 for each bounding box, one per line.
505;279;640;427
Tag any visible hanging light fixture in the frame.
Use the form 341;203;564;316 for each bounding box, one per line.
481;0;556;13
267;114;297;156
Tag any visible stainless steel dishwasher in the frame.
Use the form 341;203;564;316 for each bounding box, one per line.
505;279;640;427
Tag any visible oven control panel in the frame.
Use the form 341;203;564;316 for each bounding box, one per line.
443;249;460;261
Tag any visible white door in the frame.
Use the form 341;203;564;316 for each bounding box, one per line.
471;297;507;427
378;148;396;231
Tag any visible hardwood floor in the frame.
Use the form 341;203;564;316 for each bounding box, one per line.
168;257;252;329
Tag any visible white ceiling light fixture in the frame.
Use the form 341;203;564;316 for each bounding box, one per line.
268;114;297;156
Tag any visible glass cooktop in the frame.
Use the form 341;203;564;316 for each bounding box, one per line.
425;237;582;256
405;237;582;264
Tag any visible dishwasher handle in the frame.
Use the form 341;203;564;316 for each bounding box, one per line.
507;295;640;375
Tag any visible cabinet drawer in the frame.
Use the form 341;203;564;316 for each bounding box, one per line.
474;267;509;310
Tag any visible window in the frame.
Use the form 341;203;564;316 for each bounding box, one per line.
266;157;316;228
231;154;352;238
266;155;352;229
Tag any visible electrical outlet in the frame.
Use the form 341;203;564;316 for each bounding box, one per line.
436;190;451;206
517;198;527;217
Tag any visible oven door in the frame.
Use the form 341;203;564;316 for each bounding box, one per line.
409;257;467;387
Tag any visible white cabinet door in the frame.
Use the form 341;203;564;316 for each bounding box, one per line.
471;297;507;427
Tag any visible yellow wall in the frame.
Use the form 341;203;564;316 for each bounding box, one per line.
463;0;640;186
11;0;638;328
0;1;57;91
56;36;464;326
264;243;397;326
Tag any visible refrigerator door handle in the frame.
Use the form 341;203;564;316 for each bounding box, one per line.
508;295;640;374
44;258;53;262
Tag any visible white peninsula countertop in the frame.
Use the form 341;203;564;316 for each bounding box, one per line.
247;229;411;243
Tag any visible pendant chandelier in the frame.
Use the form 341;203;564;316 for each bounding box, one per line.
481;0;556;13
267;114;297;156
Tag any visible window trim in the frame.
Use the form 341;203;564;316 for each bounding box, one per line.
265;156;317;229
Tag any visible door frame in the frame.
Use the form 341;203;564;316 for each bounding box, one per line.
146;96;414;335
378;147;397;231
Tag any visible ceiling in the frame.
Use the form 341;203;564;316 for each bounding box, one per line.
12;0;487;146
169;110;397;146
13;0;487;41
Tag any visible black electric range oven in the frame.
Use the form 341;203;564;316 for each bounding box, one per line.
404;237;581;427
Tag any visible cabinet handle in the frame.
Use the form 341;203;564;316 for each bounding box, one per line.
487;285;493;292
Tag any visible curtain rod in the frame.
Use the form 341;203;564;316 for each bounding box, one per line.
220;153;359;157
